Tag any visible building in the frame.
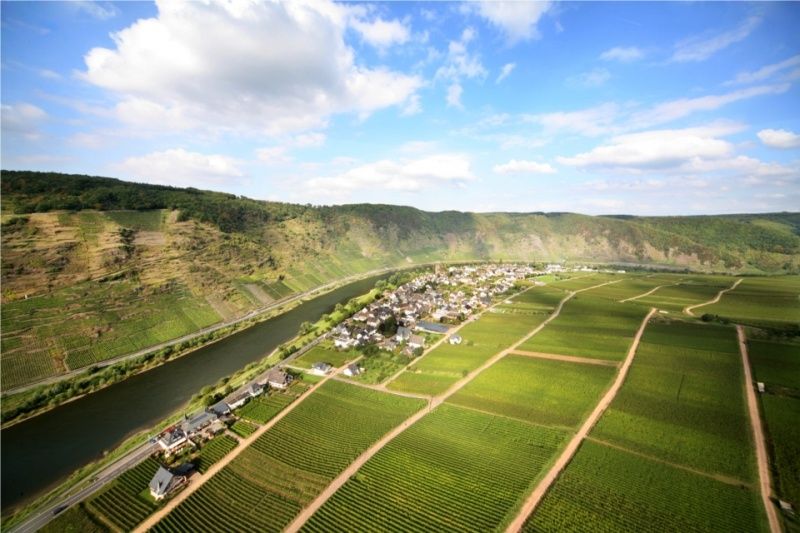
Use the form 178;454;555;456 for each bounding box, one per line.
266;368;292;389
408;335;425;350
396;326;412;342
210;401;231;417
183;410;218;435
448;334;462;345
149;466;185;500
343;363;363;377
227;392;250;410
157;427;188;455
248;382;265;398
311;362;333;375
416;321;449;334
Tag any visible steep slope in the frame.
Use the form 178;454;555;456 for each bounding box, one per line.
1;170;798;389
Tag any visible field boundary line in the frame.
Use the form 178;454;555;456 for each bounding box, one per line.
509;350;619;367
619;282;681;303
331;376;431;400
505;307;657;533
573;279;623;294
132;358;360;533
283;290;580;533
737;325;782;533
684;278;743;316
443;402;574;433
586;436;751;487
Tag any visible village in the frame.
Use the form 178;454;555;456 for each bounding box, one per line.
144;263;541;501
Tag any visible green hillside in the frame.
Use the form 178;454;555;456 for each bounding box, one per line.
1;170;798;390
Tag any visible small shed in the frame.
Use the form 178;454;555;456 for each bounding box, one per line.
448;334;463;345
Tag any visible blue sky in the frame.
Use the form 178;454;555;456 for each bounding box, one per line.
2;1;799;215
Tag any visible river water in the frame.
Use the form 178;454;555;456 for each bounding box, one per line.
1;273;389;513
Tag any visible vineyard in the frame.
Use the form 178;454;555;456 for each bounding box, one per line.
83;457;161;531
152;381;424;532
447;354;615;428
583;274;677;301
229;419;257;438
194;435;238;473
748;338;800;390
524;440;765;532
303;404;567;533
702;276;800;326
547;273;618;291
518;295;650;361
632;279;731;313
593;320;755;482
237;393;295;424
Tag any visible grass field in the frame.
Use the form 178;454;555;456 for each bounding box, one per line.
518;295;650;361
349;350;408;385
387;286;564;395
151;380;424;532
592;320;755;482
524;440;765;532
702;276;800;326
447;355;615;428
303;404;567;533
762;394;800;512
292;343;356;369
748;338;800;391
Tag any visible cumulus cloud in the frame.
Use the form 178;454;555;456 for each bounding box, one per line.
349;15;410;49
757;129;800;149
727;55;800;86
496;62;516;84
306;153;474;193
671;16;761;63
81;0;422;137
525;103;620;137
474;1;552;44
493;159;555;175
446;83;464;109
116;148;244;188
599;46;645;63
1;103;48;140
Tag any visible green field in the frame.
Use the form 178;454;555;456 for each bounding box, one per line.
82;457;161;531
229;419;257;438
748;338;800;390
547;273;618;291
292;343;356;369
194;435;238;473
349;350;408;385
632;277;732;313
40;503;108;533
702;276;800;326
447;355;615;428
237;392;295;424
525;440;765;532
762;395;800;513
586;274;679;301
151;381;424;532
592;320;755;482
387;286;563;395
303;404;567;533
518;295;650;361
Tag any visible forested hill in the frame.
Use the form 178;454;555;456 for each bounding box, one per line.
1;170;798;390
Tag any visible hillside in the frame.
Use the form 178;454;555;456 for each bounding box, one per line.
1;170;799;390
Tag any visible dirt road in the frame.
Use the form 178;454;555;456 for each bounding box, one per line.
619;282;680;303
684;278;743;316
510;350;619;367
737;325;781;533
504;307;657;532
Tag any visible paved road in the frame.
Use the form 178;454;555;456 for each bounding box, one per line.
737;325;781;533
684;278;743;316
505;307;657;532
10;442;158;533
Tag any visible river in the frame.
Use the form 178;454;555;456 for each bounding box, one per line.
1;272;390;513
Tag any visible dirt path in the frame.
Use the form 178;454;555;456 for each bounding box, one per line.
283;289;580;533
510;350;619;367
331;376;431;400
133;358;359;533
505;307;657;533
737;325;782;533
619;282;680;303
684;278;743;316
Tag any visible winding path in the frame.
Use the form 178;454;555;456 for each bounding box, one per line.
619;282;681;303
737;325;781;533
505;307;657;532
684;278;743;316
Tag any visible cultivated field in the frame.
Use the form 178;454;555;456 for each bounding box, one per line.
630;276;733;313
303;404;567;533
151;381;424;532
291;343;356;369
703;276;800;326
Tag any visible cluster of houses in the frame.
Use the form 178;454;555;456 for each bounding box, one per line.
330;264;537;357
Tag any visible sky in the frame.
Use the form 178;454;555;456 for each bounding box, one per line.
2;1;799;215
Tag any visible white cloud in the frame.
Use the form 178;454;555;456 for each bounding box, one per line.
1;103;48;140
401;94;422;116
727;55;800;85
474;1;552;44
447;83;463;109
671;16;761;63
496;62;516;84
81;0;421;137
568;68;611;88
349;16;410;49
493;159;555;175
435;28;487;81
525;103;620;137
757;129;800;149
306;153;475;193
116;149;244;188
72;1;118;20
256;146;290;164
291;132;327;148
600;46;645;63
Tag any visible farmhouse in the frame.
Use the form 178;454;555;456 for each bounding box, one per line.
149;466;185;500
448;334;462;345
396;326;412;342
311;362;333;375
210;400;231;417
248;382;265;398
266;368;292;389
227;392;250;410
183;410;218;435
408;335;425;350
343;363;363;377
157;427;188;455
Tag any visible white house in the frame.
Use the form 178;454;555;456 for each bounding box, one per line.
157;427;188;455
343;363;363;377
149;466;185;500
311;362;333;376
266;368;292;390
408;335;424;350
448;334;462;345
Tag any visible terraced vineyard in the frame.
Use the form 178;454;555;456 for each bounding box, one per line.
524;440;765;532
151;381;424;532
518;295;651;361
303;404;567;533
195;435;238;473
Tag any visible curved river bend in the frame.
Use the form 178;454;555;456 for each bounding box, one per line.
1;273;389;512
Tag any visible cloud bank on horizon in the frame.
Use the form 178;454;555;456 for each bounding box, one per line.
1;0;799;215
